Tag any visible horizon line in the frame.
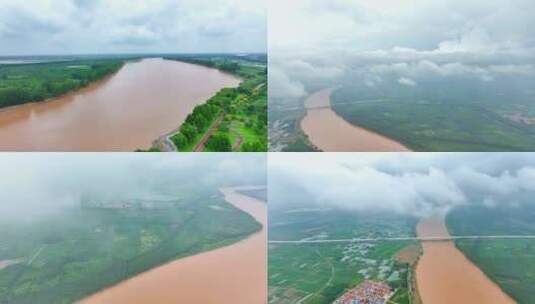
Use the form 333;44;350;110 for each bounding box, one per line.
0;51;267;58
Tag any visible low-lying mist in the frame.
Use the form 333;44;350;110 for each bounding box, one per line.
0;153;266;222
269;153;535;217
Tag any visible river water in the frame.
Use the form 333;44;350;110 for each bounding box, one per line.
0;58;240;151
415;217;515;304
80;186;267;304
300;88;409;152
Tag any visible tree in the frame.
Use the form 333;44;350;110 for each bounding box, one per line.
179;123;197;142
205;133;231;151
171;133;188;149
241;140;266;152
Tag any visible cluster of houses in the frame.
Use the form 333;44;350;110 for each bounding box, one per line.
333;280;393;304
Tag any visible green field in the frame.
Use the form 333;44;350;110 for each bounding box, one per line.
269;208;418;304
330;77;535;151
0;190;261;304
0;59;125;109
447;204;535;303
165;54;267;152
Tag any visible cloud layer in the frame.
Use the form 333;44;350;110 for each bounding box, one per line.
269;153;535;217
269;0;535;100
0;0;266;55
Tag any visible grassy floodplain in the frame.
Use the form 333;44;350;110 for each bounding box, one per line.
269;208;419;304
447;204;535;303
163;54;267;152
0;58;125;109
0;190;261;304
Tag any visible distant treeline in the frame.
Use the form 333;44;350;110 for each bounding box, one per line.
0;59;124;108
164;56;242;74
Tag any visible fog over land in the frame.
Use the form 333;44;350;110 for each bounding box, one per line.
0;153;266;220
269;153;535;217
0;0;266;55
269;0;535;100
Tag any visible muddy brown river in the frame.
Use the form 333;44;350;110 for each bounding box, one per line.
415;217;516;304
80;186;267;304
300;88;409;152
0;58;240;151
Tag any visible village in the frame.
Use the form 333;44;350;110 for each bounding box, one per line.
333;280;394;304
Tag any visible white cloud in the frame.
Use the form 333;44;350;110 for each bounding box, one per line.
398;77;417;87
269;0;535;100
269;66;306;99
269;153;535;217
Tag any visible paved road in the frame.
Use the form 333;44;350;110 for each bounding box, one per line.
269;235;535;244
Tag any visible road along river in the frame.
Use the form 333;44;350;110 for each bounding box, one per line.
80;186;267;304
0;58;240;151
300;88;409;152
415;217;516;304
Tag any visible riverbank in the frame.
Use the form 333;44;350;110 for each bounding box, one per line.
0;58;239;151
415;217;515;304
80;186;266;304
161;56;267;152
300;88;410;152
0;59;124;109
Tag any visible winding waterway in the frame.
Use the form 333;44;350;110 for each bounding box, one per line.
415;217;515;304
80;186;267;304
300;88;409;151
0;58;240;151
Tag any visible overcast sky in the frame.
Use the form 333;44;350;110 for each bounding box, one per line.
269;0;535;99
0;0;266;55
269;153;535;217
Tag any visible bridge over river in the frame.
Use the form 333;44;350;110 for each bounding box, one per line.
269;235;535;244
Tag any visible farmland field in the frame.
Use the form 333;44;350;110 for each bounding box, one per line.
269;207;419;304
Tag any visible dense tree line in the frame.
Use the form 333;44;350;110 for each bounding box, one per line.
0;60;124;108
170;95;228;149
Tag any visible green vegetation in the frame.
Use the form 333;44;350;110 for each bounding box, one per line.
269;207;418;304
330;77;535;151
0;192;261;304
165;55;267;152
447;204;535;304
0;59;124;109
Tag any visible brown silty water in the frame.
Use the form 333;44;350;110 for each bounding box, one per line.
80;186;267;304
300;88;409;152
0;58;240;151
415;217;516;304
